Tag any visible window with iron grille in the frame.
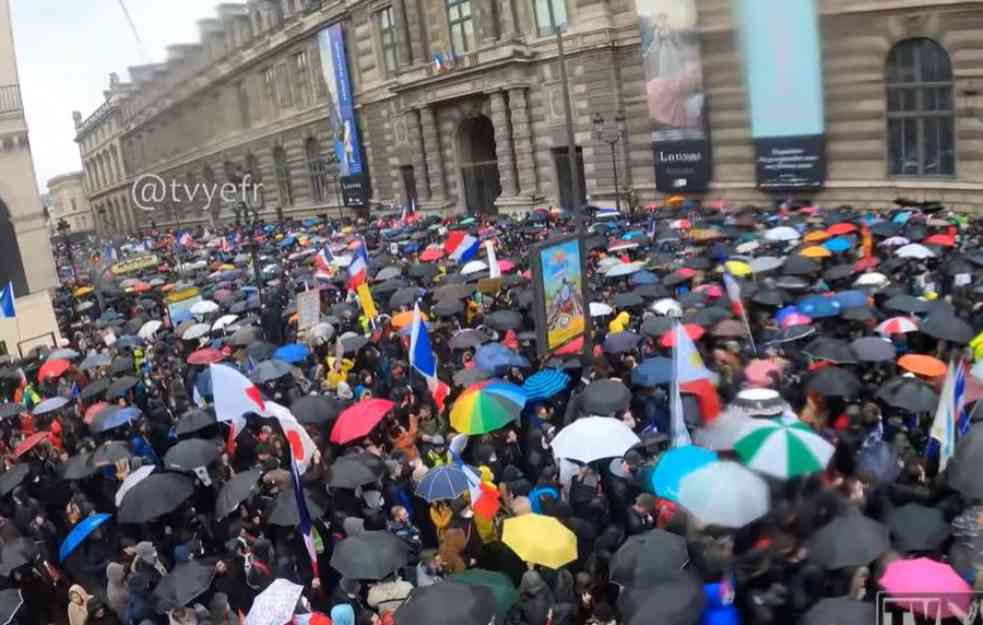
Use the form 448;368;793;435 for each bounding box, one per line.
306;138;327;202
274;147;294;206
277;63;294;108
534;0;567;36
377;7;398;77
293;51;311;107
263;66;277;114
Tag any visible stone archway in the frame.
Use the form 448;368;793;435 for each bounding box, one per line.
457;115;501;215
0;198;28;296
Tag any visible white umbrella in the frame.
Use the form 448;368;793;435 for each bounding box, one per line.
880;236;910;247
597;257;621;271
678;460;769;528
735;240;761;254
589;302;614;317
115;465;155;507
853;272;889;287
182;323;212;341
651;298;683;317
190;300;219;316
764;226;800;242
604;262;643;277
693;409;754;451
895;243;934;259
734;419;835;480
212;314;239;332
461;260;488;275
244;578;304;625
332;254;353;268
749;256;785;273
551;416;641;464
309;321;335;344
138;320;163;340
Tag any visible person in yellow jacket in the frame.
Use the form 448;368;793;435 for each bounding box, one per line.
473;465;498;543
609;311;630;334
324;356;354;391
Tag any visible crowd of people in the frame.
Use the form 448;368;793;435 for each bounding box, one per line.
0;198;981;625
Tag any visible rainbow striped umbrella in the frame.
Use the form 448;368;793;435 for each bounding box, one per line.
450;382;527;434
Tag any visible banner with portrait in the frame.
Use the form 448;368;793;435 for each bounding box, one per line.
532;236;587;357
636;0;712;192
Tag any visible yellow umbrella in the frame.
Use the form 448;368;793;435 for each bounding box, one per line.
803;230;831;243
502;514;577;569
220;264;236;271
800;246;832;259
970;329;983;360
724;260;752;277
73;286;94;297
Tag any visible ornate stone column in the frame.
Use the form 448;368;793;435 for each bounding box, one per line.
489;90;518;197
508;87;537;195
420;106;446;202
404;108;430;201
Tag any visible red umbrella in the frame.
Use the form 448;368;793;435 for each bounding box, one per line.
498;260;516;273
38;359;70;382
924;233;955;247
659;324;706;348
553;336;583;356
15;431;49;457
693;283;723;299
419;247;444;262
826;223;857;236
853;257;879;272
330;399;396;444
84;402;110;425
187;348;226;366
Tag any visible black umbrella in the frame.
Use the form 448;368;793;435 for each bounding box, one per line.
609;529;688;587
106;376;138;400
807;510;891;569
330;530;412;580
153;561;216;612
0;539;35;577
433;284;475;301
0;589;23;624
603;331;642;354
765;324;816;344
118;473;196;524
79;379;110;402
886;503;950;552
373;279;408;296
250;360;293;384
803;337;857;364
782;255;820;275
612;293;644;308
228;327;261;347
174;409;216;437
247;342;277;362
582;380;631;415
395;581;497;625
842;306;876;322
486;310;522;331
690;306;730;328
432;299;464;317
806;366;861;398
801;597;873;625
164;439;221;470
616;571;705;625
449;330;487;350
876;376;938;412
390;287;425;310
850;337;895;362
60;452;99;480
947;424;983;499
408;264;438;280
632;284;667;299
750;289;786;307
109;356;133;376
0;464;29;497
340;333;370;354
641;316;674;338
920;311;974;344
328;454;386;489
265;488;325;527
290;396;342;425
216;468;263;520
823;264;855;283
773;276;809;290
884;294;931;315
91;441;132;467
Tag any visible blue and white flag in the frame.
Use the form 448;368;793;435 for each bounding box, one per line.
409;303;449;410
0;282;15;318
931;359;962;471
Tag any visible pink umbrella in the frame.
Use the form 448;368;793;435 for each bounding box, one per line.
879;558;971;619
498;260;516;273
745;359;782;387
781;313;812;329
693;283;723;299
876;316;919;336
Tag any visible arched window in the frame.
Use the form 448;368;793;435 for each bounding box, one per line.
886;38;954;176
273;146;294;206
305;137;326;202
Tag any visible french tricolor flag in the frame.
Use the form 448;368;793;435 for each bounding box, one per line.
347;239;370;289
445;230;480;263
315;244;334;272
409;303;449;411
178;232;193;247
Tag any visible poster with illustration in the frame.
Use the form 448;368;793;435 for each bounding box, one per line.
532;236;587;356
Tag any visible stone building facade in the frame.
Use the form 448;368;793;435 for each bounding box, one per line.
46;172;95;234
75;0;983;232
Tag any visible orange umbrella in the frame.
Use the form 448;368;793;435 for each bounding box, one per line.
827;223;857;236
803;231;831;243
39;359;71;382
800;246;832;259
392;310;427;329
898;354;947;378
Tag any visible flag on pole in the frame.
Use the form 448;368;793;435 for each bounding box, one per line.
669;323;692;448
722;272;757;354
267;401;317;474
931;359;961;471
485;241;501;280
347;239;370;289
355;282;378;320
210;363;268;453
956;359;971;437
0;282;15;318
445;231;480;262
409;303;450;411
671;321;721;425
289;454;320;580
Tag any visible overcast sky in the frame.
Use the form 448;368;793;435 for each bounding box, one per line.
11;0;226;192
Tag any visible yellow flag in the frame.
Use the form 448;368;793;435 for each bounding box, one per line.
356;282;377;319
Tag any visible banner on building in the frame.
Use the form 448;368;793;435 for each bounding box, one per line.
531;235;587;357
734;0;826;189
317;24;370;208
637;0;712;193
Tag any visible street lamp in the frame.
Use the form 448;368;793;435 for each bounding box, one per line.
56;218;78;284
592;112;627;215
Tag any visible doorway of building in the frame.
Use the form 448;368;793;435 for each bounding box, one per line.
400;165;418;207
458;115;501;215
0;198;28;296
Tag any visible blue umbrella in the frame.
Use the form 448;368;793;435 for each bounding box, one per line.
823;236;855;254
649;446;717;502
831;290;868;310
33;396;70;416
171;308;193;324
603;331;642;354
59;513;111;562
475;343;529;374
303;218;319;227
522;369;570;401
273;343;310;364
415;465;473;502
528;485;560;513
631;358;672;387
93;406;142;433
116;335;144;349
629;271;659;286
774;305;800;325
797;296;841;319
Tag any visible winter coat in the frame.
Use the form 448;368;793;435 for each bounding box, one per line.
105;562;128;622
437;527;468;574
68;584;91;625
127;560;163;625
517;572;554;625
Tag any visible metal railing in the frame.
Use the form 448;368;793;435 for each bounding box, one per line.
0;85;21;114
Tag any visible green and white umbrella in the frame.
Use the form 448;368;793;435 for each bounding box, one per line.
734;419;834;479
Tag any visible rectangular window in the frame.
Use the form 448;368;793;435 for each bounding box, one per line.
70;198;77;212
377;7;398;77
447;0;474;55
237;81;251;129
263;67;277;114
293;51;311;107
534;0;567;36
277;63;294;108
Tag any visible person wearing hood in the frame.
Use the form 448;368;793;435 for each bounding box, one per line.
68;583;92;625
105;561;128;622
86;597;122;625
517;570;554;625
608;311;630;334
127;542;167;625
208;593;237;625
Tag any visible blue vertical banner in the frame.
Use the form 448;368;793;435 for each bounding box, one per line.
317;24;370;207
734;0;826;189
